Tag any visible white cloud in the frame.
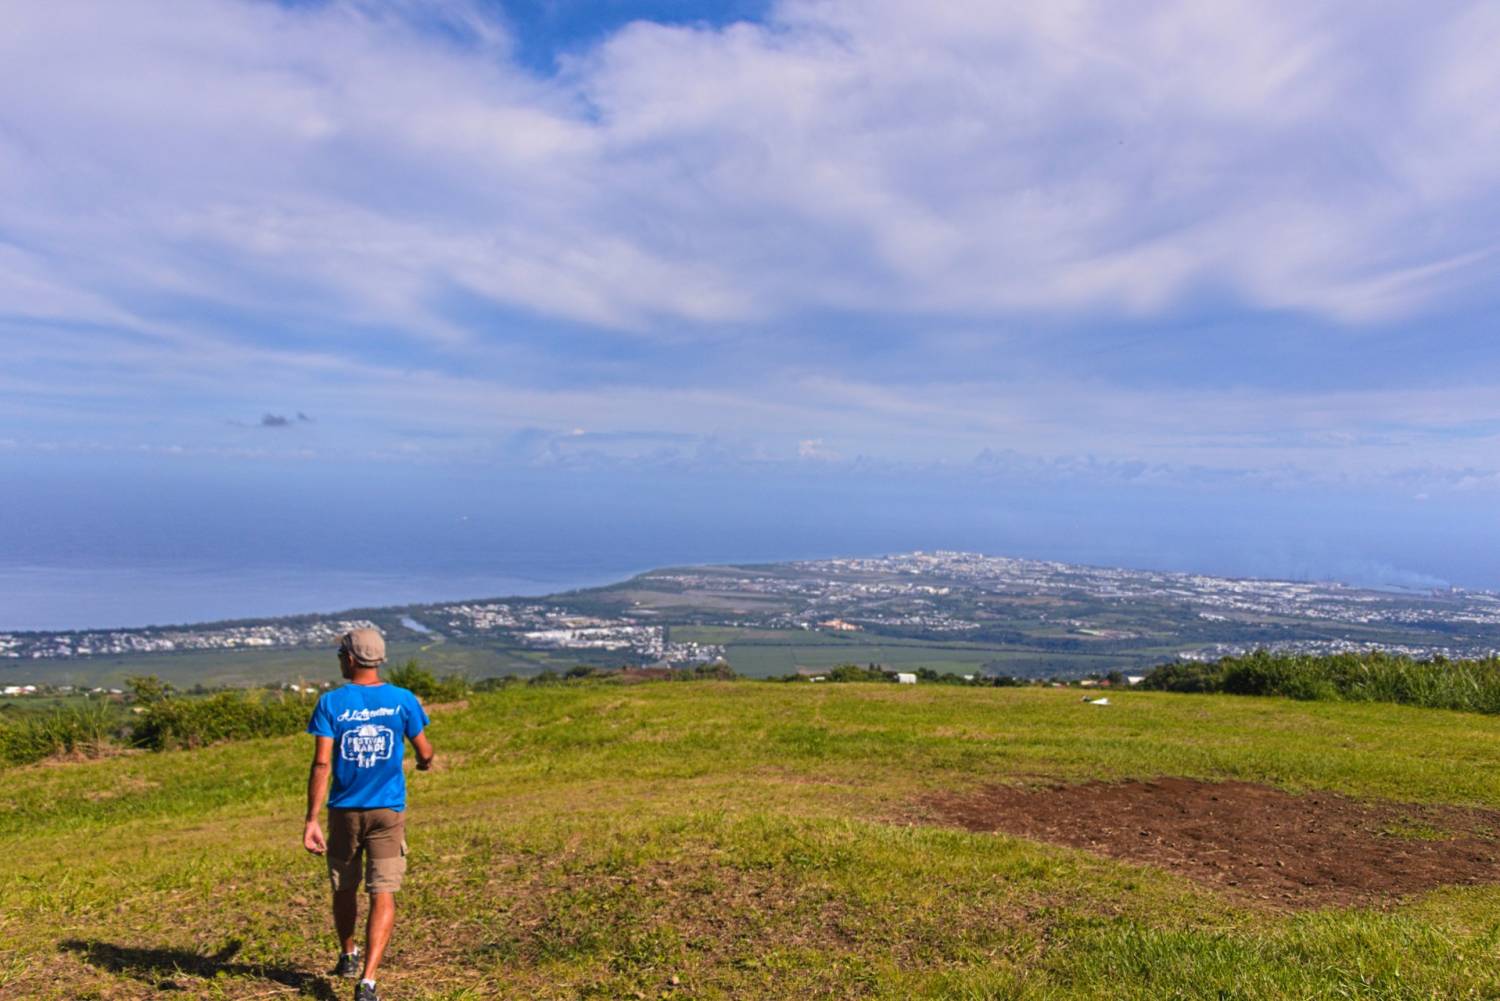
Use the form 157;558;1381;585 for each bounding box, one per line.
4;0;1500;497
797;437;838;461
0;0;1496;341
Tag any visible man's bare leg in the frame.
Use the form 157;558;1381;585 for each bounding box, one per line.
333;887;360;955
361;891;395;982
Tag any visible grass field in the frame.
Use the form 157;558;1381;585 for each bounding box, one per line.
0;640;611;689
693;623;1182;679
5;683;1500;999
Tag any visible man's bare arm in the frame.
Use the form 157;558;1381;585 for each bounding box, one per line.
411;731;435;771
303;736;334;854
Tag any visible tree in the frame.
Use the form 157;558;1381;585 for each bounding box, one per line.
125;675;174;704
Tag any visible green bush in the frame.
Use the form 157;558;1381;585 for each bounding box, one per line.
385;659;470;702
1141;650;1500;713
826;664;893;683
915;667;972;685
124;674;174;704
1138;660;1232;693
0;703;124;765
676;661;737;680
131;690;314;751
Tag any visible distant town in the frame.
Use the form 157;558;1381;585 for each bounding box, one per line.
437;602;724;664
0;619;381;661
5;551;1500;686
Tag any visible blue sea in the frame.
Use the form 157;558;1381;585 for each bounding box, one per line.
2;456;1488;631
0;562;629;632
0;464;888;630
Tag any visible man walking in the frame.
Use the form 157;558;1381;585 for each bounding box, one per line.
303;628;434;1001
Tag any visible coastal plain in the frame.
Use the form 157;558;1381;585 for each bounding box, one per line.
8;552;1500;690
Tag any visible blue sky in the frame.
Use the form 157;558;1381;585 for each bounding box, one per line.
4;0;1500;602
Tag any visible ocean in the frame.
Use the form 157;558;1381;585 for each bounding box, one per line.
2;458;1487;632
0;562;635;632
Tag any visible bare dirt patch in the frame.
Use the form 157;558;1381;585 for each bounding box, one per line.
82;776;160;801
924;777;1500;908
27;745;145;768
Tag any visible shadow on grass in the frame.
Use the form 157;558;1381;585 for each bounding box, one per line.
60;938;337;999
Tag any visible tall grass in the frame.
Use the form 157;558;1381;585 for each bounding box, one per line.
0;703;123;765
2;658;477;766
1141;649;1500;713
130;689;315;750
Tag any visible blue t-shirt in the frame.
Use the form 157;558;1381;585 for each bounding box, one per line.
307;683;429;811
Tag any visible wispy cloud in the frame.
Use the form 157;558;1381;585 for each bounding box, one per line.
4;0;1498;333
1;0;1499;499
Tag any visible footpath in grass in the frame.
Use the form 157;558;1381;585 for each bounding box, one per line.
4;683;1500;1000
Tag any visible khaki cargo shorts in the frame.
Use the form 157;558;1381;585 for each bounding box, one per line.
327;807;408;893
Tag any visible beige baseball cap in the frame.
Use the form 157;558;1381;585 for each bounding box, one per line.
338;627;386;667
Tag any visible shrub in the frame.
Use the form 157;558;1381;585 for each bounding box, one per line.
826;664;893;683
385;659;470;702
915;667;971;684
0;703;124;765
1140;650;1500;714
131;690;314;751
125;674;175;704
1138;660;1233;693
677;661;737;680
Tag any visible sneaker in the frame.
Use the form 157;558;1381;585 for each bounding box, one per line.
332;949;361;978
355;982;380;1001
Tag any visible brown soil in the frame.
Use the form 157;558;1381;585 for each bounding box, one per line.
925;777;1500;908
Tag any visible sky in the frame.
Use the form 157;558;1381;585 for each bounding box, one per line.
4;0;1500;619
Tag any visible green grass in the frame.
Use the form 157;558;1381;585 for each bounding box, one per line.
721;632;1177;678
1144;650;1500;714
5;684;1500;999
0;641;603;689
724;641;1064;677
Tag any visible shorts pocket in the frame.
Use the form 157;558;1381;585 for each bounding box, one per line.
367;851;407;893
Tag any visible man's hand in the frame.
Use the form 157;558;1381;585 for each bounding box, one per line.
411;731;435;771
303;819;327;855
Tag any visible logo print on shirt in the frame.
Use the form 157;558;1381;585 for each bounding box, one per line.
337;706;399;722
341;723;395;768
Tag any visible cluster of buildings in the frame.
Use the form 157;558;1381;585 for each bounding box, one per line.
3;684;121;696
639;566;976;635
436;601;724;664
10;549;1500;677
622;552;1500;666
817;611;978;633
0;619;377;660
1178;639;1500;662
768;551;1499;637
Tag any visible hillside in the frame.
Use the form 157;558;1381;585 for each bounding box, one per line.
4;683;1500;999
